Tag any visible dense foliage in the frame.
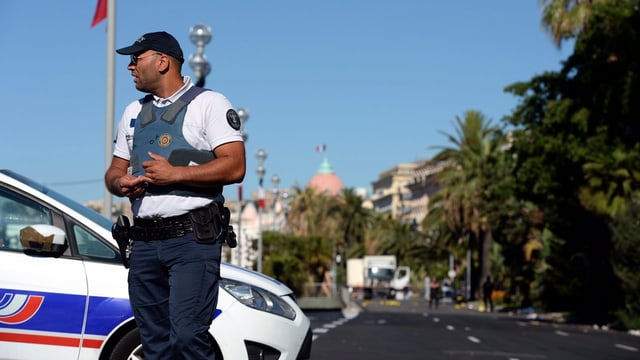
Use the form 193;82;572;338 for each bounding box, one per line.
504;1;640;324
260;0;640;328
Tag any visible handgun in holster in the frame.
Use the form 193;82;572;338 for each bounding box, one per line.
219;206;238;248
111;215;133;268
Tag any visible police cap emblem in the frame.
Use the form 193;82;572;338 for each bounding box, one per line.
226;109;241;130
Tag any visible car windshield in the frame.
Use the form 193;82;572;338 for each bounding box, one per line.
1;169;113;230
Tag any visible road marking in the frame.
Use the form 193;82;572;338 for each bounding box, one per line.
446;325;455;331
555;330;569;336
615;343;638;352
433;317;440;323
444;350;546;358
312;316;355;342
468;336;481;343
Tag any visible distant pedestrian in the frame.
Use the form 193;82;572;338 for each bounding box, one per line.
428;276;440;309
483;275;495;312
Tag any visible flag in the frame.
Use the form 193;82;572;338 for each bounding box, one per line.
258;179;266;209
91;0;107;27
316;144;326;152
238;184;243;202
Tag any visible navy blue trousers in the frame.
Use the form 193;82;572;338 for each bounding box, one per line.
128;232;221;360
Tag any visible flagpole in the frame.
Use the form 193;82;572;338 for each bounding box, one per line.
104;0;116;219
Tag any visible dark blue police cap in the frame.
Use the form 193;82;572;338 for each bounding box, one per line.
116;31;184;64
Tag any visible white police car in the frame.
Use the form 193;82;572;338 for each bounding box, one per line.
0;169;312;359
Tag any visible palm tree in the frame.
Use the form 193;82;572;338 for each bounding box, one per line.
580;148;640;217
539;0;610;47
427;110;505;298
286;187;340;237
338;188;373;251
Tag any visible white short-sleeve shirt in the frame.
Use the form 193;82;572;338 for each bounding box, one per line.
113;77;243;218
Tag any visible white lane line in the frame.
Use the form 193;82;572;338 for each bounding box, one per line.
333;319;347;325
444;350;546;358
446;325;455;331
312;317;353;342
615;343;638;352
467;336;481;343
555;330;569;336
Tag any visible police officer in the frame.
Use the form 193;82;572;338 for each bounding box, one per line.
105;31;246;359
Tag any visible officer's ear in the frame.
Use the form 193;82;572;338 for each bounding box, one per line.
157;54;171;73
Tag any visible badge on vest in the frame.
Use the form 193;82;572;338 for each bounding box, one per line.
159;134;171;147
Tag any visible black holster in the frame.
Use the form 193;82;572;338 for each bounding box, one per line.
111;215;132;268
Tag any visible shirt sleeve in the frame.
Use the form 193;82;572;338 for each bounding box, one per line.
192;91;244;150
112;101;142;161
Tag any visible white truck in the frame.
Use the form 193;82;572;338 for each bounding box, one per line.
346;255;410;300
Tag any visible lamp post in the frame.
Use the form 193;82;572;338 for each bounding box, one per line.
188;24;212;87
256;149;267;273
271;174;280;207
237;108;249;142
280;191;290;233
235;108;249;268
270;174;280;230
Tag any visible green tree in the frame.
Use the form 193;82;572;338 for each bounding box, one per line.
287;187;340;237
426;110;506;298
540;0;611;47
609;193;640;329
262;232;333;297
505;1;639;324
337;188;373;258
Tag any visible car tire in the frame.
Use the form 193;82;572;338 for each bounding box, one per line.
108;328;143;360
107;328;223;360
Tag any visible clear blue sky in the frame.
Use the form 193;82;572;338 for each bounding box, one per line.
1;1;572;204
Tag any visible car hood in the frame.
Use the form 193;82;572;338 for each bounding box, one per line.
221;262;294;297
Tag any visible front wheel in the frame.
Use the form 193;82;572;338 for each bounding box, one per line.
107;328;222;360
109;328;144;360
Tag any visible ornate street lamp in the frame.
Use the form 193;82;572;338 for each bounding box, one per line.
256;149;267;273
271;174;280;205
188;24;212;87
237;107;249;142
235;107;249;267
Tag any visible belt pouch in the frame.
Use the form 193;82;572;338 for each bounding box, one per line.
189;206;219;244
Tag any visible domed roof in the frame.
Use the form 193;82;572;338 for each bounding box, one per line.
307;156;344;196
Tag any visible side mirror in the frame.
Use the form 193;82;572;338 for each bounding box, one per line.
19;224;68;257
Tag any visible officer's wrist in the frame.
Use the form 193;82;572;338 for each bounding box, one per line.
111;177;123;197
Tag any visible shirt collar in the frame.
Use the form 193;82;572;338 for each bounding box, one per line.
152;76;193;106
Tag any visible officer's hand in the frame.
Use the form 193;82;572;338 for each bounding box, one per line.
141;152;176;185
118;174;147;199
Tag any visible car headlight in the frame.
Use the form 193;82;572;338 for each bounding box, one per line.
220;278;297;320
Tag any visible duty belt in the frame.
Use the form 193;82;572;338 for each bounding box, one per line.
132;213;193;241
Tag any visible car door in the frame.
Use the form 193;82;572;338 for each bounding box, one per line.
68;217;133;359
0;186;88;360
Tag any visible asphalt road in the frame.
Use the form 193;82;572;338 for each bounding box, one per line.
306;298;640;359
